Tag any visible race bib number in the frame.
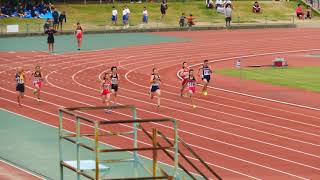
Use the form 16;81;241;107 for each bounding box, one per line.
112;78;118;84
204;70;210;75
188;82;194;87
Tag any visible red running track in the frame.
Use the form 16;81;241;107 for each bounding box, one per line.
0;160;42;180
0;28;320;180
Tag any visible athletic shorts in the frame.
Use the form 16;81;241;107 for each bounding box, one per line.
112;15;117;21
150;85;159;93
182;78;188;86
111;84;118;92
122;15;127;21
102;89;110;95
202;75;211;82
188;87;196;94
16;84;25;93
76;33;83;40
33;81;42;88
296;12;303;17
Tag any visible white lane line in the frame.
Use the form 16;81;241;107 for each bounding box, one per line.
0;159;44;180
9;81;310;179
124;59;320;137
181;49;320;111
44;64;320;176
0;93;260;180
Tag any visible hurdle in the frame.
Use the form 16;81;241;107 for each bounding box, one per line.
58;105;179;180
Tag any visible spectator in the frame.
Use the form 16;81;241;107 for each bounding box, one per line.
179;13;186;27
52;7;59;30
58;11;66;32
223;0;232;8
125;5;130;28
122;7;127;27
305;6;312;19
206;0;214;8
142;7;148;23
187;14;195;27
224;3;232;27
111;6;117;25
43;18;51;32
215;0;223;9
252;2;261;13
26;1;33;11
48;3;53;12
42;8;48;15
160;0;168;21
216;4;224;13
31;6;39;18
0;10;9;18
17;5;25;17
296;4;304;19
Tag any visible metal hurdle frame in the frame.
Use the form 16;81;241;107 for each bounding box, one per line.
58;105;179;180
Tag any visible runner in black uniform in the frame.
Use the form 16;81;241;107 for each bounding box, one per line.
15;67;25;107
150;68;161;108
198;60;212;95
110;66;119;105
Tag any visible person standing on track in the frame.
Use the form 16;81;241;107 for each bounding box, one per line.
150;68;161;109
186;69;197;108
178;62;190;97
15;67;25;107
75;22;83;50
110;66;119;105
45;26;57;53
101;72;112;113
198;60;212;95
31;65;44;102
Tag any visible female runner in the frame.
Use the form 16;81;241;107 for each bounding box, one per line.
178;61;189;96
15;67;25;107
187;69;197;108
150;68;161;108
110;66;119;105
101;72;112;113
198;59;212;95
31;65;44;102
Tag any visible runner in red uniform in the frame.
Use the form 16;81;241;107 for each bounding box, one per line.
101;72;112;113
31;65;44;102
178;62;190;96
187;69;197;108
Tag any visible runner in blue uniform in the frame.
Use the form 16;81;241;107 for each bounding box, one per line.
198;60;212;95
150;68;161;108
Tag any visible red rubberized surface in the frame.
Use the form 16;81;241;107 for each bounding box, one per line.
0;28;320;180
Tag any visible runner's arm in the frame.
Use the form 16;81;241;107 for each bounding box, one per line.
150;75;154;84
